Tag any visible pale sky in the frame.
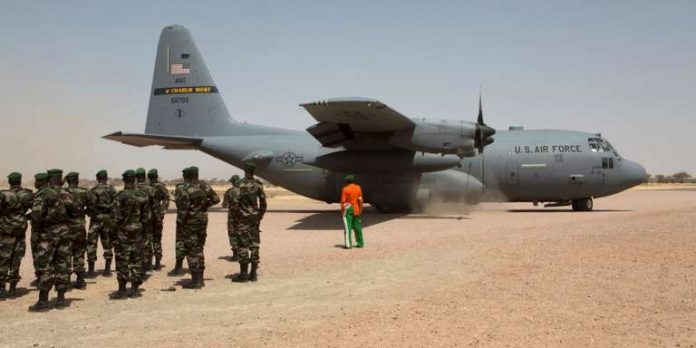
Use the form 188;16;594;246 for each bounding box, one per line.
1;0;694;179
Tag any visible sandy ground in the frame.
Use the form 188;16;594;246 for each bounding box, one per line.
1;189;696;347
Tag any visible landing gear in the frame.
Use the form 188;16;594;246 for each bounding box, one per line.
571;198;593;212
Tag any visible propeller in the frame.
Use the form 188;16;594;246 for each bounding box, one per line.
474;92;495;154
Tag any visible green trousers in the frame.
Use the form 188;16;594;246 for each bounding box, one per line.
342;206;364;248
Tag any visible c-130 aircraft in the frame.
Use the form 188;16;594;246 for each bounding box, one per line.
106;25;647;213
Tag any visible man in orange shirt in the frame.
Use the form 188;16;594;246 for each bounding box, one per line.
340;175;364;249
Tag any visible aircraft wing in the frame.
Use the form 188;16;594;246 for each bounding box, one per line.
301;97;415;148
103;132;202;149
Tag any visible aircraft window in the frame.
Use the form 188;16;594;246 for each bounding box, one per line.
602;158;608;169
181;53;190;59
589;143;600;152
609;158;614;169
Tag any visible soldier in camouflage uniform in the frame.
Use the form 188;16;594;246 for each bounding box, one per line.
0;172;33;298
135;168;156;275
65;172;94;289
179;166;219;288
221;175;241;261
30;173;49;286
86;170;117;277
168;167;192;276
148;169;170;270
30;169;75;311
231;163;267;283
111;170;150;299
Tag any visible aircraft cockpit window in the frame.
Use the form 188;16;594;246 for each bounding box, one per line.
589;143;600;152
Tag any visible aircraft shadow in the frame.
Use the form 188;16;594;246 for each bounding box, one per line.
506;209;633;213
288;211;469;230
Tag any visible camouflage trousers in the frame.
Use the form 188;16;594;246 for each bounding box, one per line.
87;214;113;262
227;220;238;251
233;219;260;265
115;229;142;284
152;218;164;259
30;223;41;276
183;222;207;273
36;224;72;291
175;216;187;260
0;233;26;283
69;223;87;274
141;223;153;263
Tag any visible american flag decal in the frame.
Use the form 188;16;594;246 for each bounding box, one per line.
170;63;190;75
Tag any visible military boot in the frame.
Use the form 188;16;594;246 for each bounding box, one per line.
249;263;258;282
232;263;249;283
103;259;113;277
182;271;202;289
112;279;128;299
74;273;86;290
168;258;184;276
86;261;97;278
55;290;67;309
28;290;50;312
154;257;162;271
0;282;6;299
129;281;141;298
8;281;18;297
198;271;205;287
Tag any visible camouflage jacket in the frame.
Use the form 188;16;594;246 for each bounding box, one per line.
136;182;156;222
88;183;117;217
173;182;189;224
221;186;240;212
0;187;33;236
32;185;75;230
179;181;220;225
231;178;266;222
112;187;151;234
66;185;95;228
150;181;170;219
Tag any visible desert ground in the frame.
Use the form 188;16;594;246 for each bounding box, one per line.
1;187;696;347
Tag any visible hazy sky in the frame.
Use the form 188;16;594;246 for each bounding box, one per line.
1;0;694;179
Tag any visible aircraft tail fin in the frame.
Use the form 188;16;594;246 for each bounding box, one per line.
145;25;235;136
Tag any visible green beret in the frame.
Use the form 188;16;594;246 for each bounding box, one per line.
345;174;355;182
147;169;158;177
182;167;191;174
34;173;48;181
243;162;256;170
96;170;107;177
188;166;199;174
7;172;21;181
229;175;240;183
135;168;146;176
47;169;63;177
122;169;136;178
65;172;79;180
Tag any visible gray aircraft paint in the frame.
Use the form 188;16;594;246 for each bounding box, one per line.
106;25;646;212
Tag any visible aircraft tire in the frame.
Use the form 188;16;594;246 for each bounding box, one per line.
572;198;593;212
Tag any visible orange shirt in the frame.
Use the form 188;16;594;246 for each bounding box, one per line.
341;183;363;216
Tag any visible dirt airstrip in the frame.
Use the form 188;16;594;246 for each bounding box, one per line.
1;188;695;347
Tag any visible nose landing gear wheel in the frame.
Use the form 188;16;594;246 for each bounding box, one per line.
571;198;593;211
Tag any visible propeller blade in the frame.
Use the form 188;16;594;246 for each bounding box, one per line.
477;93;484;125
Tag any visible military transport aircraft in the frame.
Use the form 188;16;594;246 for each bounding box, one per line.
105;25;646;212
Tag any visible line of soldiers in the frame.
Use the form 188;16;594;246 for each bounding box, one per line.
0;162;267;311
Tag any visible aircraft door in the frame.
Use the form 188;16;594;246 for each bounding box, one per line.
506;161;519;185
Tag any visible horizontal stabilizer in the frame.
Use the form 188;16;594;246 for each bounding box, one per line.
103;132;202;149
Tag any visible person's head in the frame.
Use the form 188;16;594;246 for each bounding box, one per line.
122;169;136;186
96;170;108;183
7;172;21;187
230;175;240;187
65;172;79;187
188;166;199;181
34;172;48;189
46;169;63;187
345;174;355;184
182;167;191;183
244;163;256;179
147;169;159;183
135;168;147;183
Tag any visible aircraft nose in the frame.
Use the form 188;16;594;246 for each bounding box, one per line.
622;160;647;187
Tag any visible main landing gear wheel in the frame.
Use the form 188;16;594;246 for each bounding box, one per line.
571;198;593;212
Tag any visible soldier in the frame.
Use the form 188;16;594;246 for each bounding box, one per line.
148;169;170;270
111;169;150;299
135;168;156;275
65;172;94;289
0;172;33;298
231;163;266;283
30;173;49;286
179;166;219;288
341;175;364;249
168;167;192;276
29;169;75;311
86;170;117;277
221;174;241;261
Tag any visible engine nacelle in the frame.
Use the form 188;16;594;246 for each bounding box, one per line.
390;120;478;156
